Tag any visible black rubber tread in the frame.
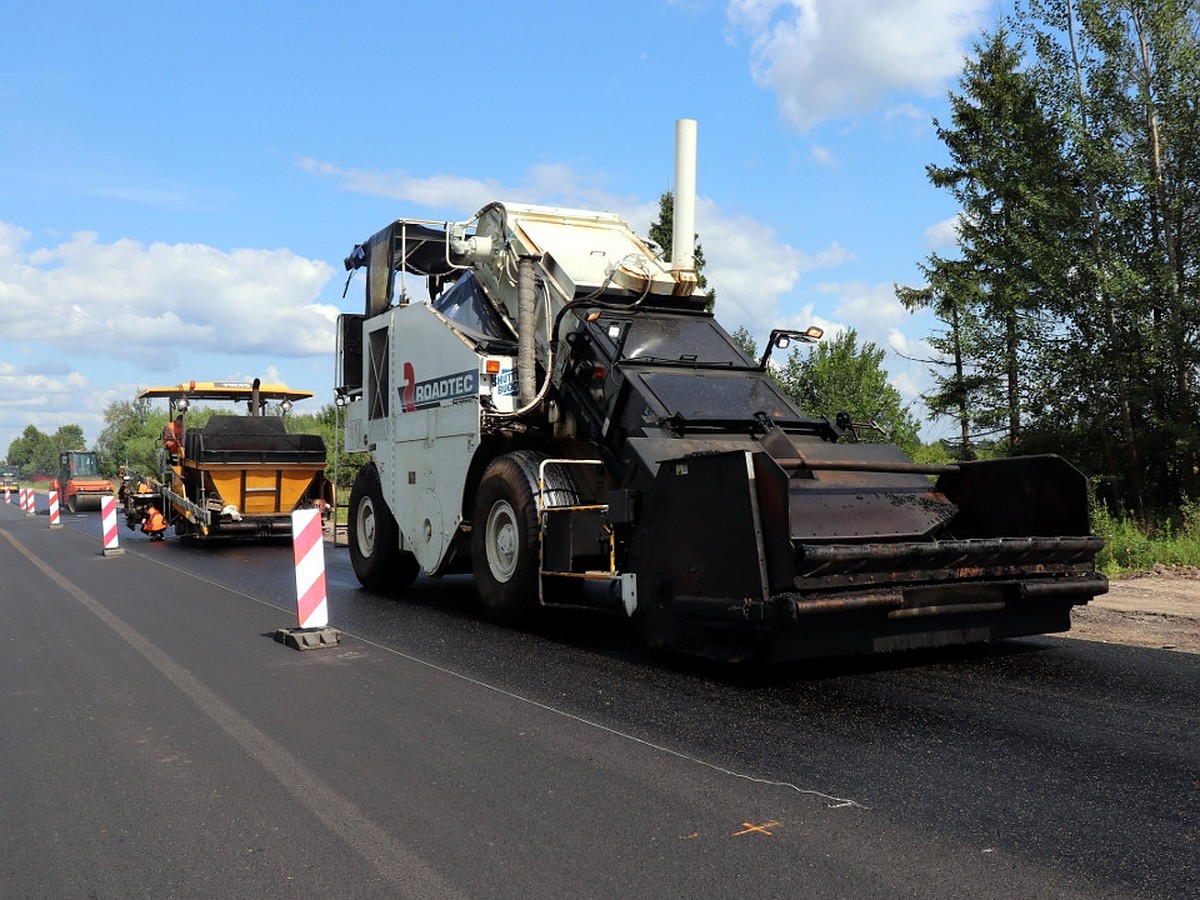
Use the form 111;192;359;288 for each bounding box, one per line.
470;451;590;618
348;463;419;591
471;452;545;622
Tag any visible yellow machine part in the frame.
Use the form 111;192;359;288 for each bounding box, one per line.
195;462;323;516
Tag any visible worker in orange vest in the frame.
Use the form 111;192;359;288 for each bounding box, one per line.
142;506;167;540
162;414;185;458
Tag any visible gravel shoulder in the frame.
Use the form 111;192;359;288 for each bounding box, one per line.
1064;566;1200;654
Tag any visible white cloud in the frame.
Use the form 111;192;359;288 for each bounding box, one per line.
297;157;618;214
726;0;990;130
885;102;927;124
0;365;114;455
924;215;960;249
0;226;338;368
695;200;851;330
809;143;838;167
815;278;908;327
299;157;507;212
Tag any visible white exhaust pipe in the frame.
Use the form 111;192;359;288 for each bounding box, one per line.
671;118;697;274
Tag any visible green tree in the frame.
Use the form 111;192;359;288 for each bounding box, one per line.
52;425;86;453
774;329;922;456
96;397;166;476
906;28;1075;453
8;423;91;477
285;403;368;491
7;425;53;476
729;325;758;360
897;259;992;460
1010;0;1200;520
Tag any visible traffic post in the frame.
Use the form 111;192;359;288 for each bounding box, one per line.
274;507;340;650
48;490;62;529
100;495;124;556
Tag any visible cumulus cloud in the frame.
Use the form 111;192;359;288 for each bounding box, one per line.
809;144;838;167
0;226;338;368
692;200;852;330
924;215;961;249
298;157;619;214
816;278;908;326
0;225;340;449
726;0;990;130
0;363;116;451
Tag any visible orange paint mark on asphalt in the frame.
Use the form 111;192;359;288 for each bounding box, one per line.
733;820;780;836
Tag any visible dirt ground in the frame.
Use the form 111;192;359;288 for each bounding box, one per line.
1065;565;1200;654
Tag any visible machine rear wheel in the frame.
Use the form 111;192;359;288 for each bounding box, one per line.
348;463;419;591
471;453;542;622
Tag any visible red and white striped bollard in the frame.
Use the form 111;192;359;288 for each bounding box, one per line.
292;508;328;628
274;508;339;650
48;490;62;529
100;494;124;556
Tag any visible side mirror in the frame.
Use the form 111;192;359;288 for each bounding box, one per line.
758;326;823;369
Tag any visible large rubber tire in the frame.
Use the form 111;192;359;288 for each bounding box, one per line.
471;453;545;622
348;463;420;591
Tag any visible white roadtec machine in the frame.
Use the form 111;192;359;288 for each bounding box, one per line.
335;120;1106;662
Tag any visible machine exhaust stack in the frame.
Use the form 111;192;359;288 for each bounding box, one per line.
671;118;697;274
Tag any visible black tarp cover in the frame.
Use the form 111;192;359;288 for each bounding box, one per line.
185;416;326;464
345;221;454;316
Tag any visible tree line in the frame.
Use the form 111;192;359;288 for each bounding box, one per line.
898;0;1200;523
5;424;88;479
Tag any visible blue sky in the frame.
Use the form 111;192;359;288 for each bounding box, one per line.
1;0;1006;456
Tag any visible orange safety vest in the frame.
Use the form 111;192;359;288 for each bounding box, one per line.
142;507;167;534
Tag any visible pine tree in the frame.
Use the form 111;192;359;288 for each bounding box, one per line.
916;28;1076;452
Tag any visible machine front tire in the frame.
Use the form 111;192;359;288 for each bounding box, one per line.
472;453;542;622
348;463;419;591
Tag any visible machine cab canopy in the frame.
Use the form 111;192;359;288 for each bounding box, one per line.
138;381;315;415
62;451;100;476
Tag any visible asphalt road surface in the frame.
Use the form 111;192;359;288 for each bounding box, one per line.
2;500;1196;899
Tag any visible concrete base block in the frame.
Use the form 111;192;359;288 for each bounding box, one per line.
274;626;341;651
102;547;126;557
